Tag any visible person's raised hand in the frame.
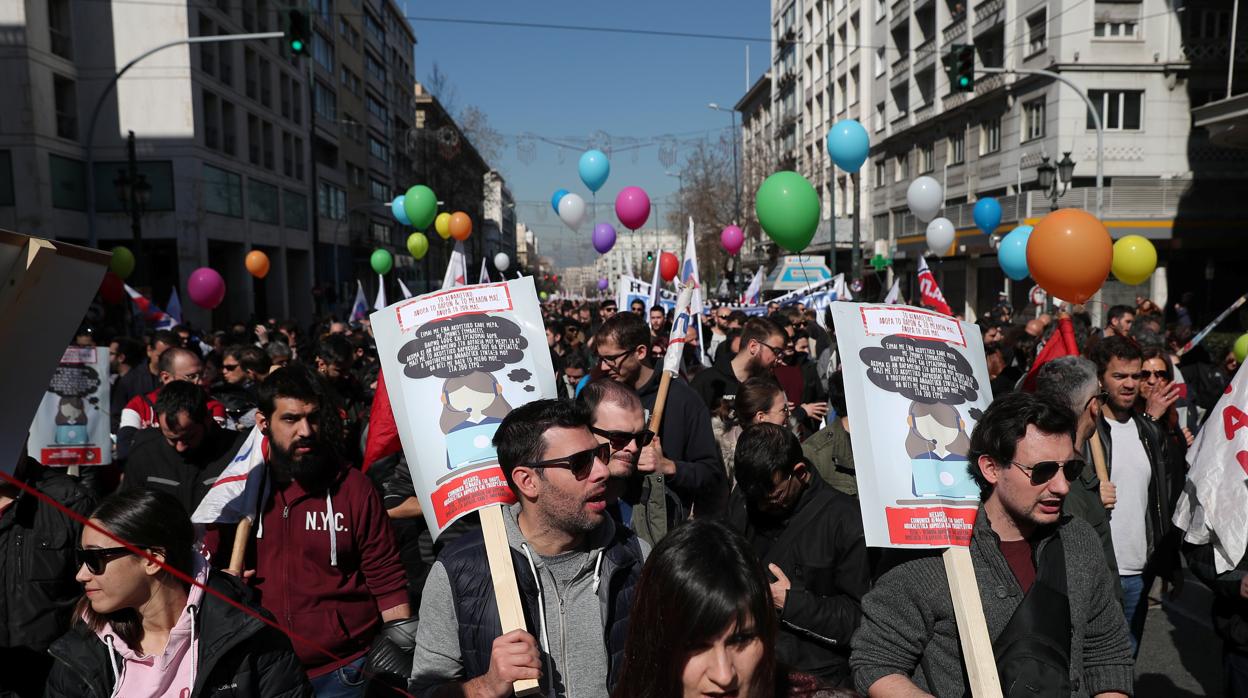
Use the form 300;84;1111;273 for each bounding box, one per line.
1145;381;1180;421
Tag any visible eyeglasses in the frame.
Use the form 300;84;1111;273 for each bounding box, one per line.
590;426;655;450
1138;370;1170;380
75;546;140;575
525;443;611;479
1007;458;1086;486
597;348;633;368
755;339;785;356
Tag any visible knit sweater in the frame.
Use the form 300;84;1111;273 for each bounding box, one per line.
850;507;1134;697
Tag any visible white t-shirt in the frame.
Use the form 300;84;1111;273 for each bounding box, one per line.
1107;417;1152;575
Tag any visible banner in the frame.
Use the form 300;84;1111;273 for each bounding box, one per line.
350;281;368;322
832;304;992;547
371;277;555;539
616;275;677;314
916;257;952;316
441;242;468;290
29;346;112;466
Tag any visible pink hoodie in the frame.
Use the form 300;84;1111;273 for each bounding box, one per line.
92;555;207;698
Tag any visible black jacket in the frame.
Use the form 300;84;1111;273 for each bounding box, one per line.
0;461;95;652
726;475;870;687
121;426;245;516
636;370;728;517
45;570;312;698
1184;542;1248;653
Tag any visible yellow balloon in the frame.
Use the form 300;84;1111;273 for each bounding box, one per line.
435;212;452;240
1111;235;1157;286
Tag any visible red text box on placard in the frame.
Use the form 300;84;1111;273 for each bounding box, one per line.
430;466;518;529
40;447;103;466
885;506;978;547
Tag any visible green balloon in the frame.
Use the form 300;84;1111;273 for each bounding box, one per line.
402;185;438;231
370;248;394;275
109;245;136;280
539;291;549;301
406;232;429;260
1235;333;1248;364
754;171;821;253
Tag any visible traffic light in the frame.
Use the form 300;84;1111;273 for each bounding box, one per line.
943;44;975;92
646;251;654;262
285;8;310;57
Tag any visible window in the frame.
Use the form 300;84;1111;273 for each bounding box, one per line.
318;181;346;219
341;67;361;96
244;49;259;100
48;0;73;59
1094;21;1137;37
199;14;216;76
1196;9;1231;39
1027;10;1046;54
0;151;14;207
365;51;386;83
366;93;388;121
259;58;272;107
293;136;304;179
874;159;886;188
203;91;220;150
370;221;390;245
314;81;336;121
53;75;78;140
919;143;934;173
282;132;293;176
369;177;389;202
49;154;85;210
874;101;886;133
874;46;886;77
221;100;237;156
248;178;279;224
347;162;365;188
247;114;261;165
368;134;388;163
312;31;334;73
1088;90;1142;130
218;42;234;86
1023;99;1046;141
364;10;385;44
979;117;1001;155
894;153;908;182
292;83;302;125
948;132;965;164
204;164;243;217
262;122;275;170
309;0;331;24
284;190;308;230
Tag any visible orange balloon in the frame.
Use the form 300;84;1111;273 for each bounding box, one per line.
449;212;472;241
1025;208;1112;304
245;250;270;279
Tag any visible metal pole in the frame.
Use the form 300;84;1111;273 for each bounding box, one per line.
731;110;740;224
1230;0;1241;100
851;171;861;282
85;32;285;249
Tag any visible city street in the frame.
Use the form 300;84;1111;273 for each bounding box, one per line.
1138;570;1224;697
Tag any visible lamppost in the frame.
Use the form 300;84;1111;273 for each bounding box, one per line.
665;170;683;228
113;130;152;285
1035;152;1076;212
707;103;740;223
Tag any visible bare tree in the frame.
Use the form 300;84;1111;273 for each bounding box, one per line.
458;105;504;165
666;135;756;289
424;62;458;116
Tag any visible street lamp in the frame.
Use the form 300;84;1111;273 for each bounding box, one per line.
665;170;683;227
1036;152;1075;211
707;102;741;224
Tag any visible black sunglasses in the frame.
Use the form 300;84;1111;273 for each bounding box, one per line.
1138;370;1170;380
1008;458;1086;486
590;426;655;451
525;443;611;479
75;546;140;575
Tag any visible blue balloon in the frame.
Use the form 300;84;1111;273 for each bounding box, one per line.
998;225;1033;281
578;150;610;193
826;119;870;172
391;196;411;226
973;197;1003;235
551;189;569;214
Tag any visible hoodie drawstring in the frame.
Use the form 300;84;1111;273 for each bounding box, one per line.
104;635;122;698
591;549;605;594
519;542;554;687
326;493;338;566
187;604;199;697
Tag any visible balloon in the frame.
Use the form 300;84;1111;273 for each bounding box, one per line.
370;248;394;275
826;119;870;172
99;272;125;304
391;196;411;226
1026;208;1113;304
598;278;610;290
1235;334;1248;364
926;217;956;256
109;246;135;280
1111;235;1158;286
407;232;429;260
493;252;510;271
434;212;452;240
721;225;744;255
614;186;651;231
402;185;437;230
973;197;1002;235
558;193;587;231
245;250;270;279
539;291;549;301
449;212;472;241
578;150;610;193
907;176;943;222
755;171;821;253
551;189;569;214
998;225;1033;281
187;267;226;310
592;223;617;254
659;252;679;282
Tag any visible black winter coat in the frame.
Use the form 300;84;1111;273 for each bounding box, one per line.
45;571;312;698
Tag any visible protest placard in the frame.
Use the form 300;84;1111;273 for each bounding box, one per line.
615;275;676;314
29;346;112;467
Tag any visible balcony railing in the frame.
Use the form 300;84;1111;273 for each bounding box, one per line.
943;11;967;42
914;38;937;72
973;0;1005;34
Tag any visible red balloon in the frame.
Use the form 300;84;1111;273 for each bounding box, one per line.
99;272;125;304
659;252;679;282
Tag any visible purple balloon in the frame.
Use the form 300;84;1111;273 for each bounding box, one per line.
614;186;651;231
592;223;617;254
187;267;226;310
598;278;610;290
721;225;744;255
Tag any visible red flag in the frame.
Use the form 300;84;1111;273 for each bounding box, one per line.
362;371;402;471
1021;316;1079;392
916;257;952;316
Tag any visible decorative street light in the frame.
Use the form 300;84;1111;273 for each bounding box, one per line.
1036;151;1075;211
707;102;741;224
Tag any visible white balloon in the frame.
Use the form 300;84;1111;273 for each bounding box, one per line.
558;193;586;231
926;217;956;255
907;176;944;223
493;252;510;272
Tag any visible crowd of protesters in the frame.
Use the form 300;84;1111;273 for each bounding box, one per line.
1;291;1245;698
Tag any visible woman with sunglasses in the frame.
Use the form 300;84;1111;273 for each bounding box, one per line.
713;377;793;486
1136;346;1194;448
46;488;311;697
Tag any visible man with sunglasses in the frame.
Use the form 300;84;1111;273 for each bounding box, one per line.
853;392;1134;697
410;399;645;698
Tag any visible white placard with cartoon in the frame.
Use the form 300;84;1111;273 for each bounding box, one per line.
29;346;112;467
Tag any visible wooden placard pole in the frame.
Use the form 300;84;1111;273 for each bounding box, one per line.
480;504;542;696
226;517;253;574
1089;432;1110;486
943;547;1004;697
647;371;674;433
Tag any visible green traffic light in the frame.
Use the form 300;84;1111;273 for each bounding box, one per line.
291;39;304;52
959;77;969;86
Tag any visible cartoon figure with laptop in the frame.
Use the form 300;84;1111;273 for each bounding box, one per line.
439;371;513;471
905;401;979;499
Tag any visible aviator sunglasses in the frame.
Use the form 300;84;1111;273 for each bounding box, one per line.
1006;458;1086;486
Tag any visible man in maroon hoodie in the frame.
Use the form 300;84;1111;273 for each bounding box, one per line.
240;365;410;695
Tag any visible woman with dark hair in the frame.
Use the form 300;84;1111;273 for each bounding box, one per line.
46;489;311;697
714;377;791;485
904;401;978;499
613;519;839;698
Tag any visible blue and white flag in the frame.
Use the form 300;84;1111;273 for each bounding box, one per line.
166;288;182;325
350;280;368;322
680;218;709;366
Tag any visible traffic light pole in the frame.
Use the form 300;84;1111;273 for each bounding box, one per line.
85;31;285;250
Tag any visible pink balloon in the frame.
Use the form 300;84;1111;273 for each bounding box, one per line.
614;186;651;231
187;267;226;310
721;225;744;255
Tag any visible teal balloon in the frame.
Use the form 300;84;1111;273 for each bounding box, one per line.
370;248;394;275
754;171;821;253
402;185;437;230
578;150;610;193
998;225;1032;281
826;119;870;172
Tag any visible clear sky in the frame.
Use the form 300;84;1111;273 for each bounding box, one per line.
401;1;772;268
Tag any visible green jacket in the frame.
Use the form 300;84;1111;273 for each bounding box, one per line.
625;473;685;548
802;419;858;496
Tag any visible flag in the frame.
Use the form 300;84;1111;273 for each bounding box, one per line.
349;280;368;322
916;257;952;316
680;218;710;367
662;287;696;375
1020;315;1078;392
441;242;467;290
362;371;402;471
715;278;728;297
884;278;901;304
397;278;413;300
832;273;852;301
124;284;176;329
647;247;663;311
373;274;387;311
1173;364;1248;573
479;258;490;285
191;426;269;524
742;267;764;305
166;288;182;325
